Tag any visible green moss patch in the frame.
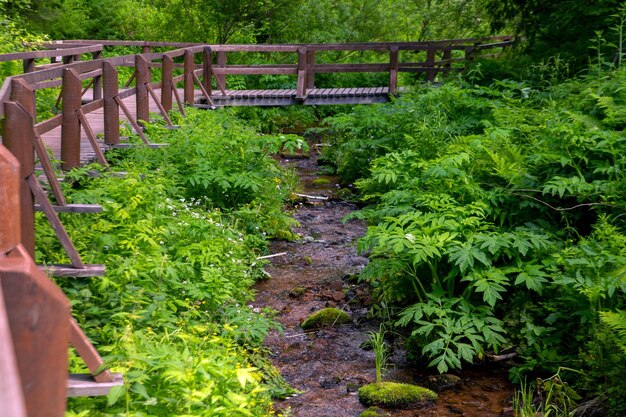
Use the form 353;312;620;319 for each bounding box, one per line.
359;406;390;417
300;308;351;330
358;382;437;408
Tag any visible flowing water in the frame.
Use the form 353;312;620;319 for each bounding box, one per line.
254;152;515;417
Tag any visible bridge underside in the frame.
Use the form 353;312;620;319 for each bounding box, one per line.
198;87;398;107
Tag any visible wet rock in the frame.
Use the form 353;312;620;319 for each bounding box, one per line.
358;382;437;409
289;287;307;298
427;374;462;392
300;308;351;330
319;376;341;389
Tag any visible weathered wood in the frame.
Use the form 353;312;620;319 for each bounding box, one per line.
306;49;316;89
0;244;71;417
296;48;307;100
203;47;212;95
61;68;82;170
184;50;195;105
0;146;22;253
92;50;103;100
135;54;150;125
103;61;120;145
212;67;297;75
0;284;27;417
35;204;103;213
33;133;67;206
193;71;216;107
0;44;103;63
69;319;114;382
145;83;175;126
3;81;36;257
27;175;86;269
23;58;35;73
216;50;227;91
426;47;436;82
38;264;106;277
389;46;399;93
77;109;109;167
67;373;124;397
114;95;150;144
161;55;174;112
171;83;186;116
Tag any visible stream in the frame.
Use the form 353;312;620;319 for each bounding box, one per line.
253;151;515;417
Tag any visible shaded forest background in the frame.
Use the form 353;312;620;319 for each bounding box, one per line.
1;0;624;66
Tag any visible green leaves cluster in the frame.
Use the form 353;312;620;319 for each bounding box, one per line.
36;109;300;416
324;67;626;412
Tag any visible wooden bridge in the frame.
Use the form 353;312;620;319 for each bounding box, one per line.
0;37;513;416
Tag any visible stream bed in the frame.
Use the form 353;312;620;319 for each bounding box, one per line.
253;152;515;417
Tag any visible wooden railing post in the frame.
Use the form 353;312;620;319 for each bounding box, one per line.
296;47;307;100
426;46;436;82
0;146;25;417
203;46;213;96
142;45;151;54
3;79;36;257
161;55;174;112
184;49;195;105
92;50;103;100
0;244;71;417
216;50;227;91
306;49;315;89
389;46;399;94
22;58;35;74
61;68;82;170
103;61;120;145
135;54;150;124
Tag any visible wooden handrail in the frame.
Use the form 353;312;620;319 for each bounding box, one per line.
0;44;104;63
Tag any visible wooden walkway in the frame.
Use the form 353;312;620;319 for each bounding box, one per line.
41;87;396;164
40;88;200;164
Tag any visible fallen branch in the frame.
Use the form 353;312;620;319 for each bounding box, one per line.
256;252;288;260
294;193;329;200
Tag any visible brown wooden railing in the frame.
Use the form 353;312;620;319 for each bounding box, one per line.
0;36;513;416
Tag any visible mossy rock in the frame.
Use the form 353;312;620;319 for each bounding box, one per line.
300;308;351;330
359;406;390;417
311;178;331;185
358;382;437;409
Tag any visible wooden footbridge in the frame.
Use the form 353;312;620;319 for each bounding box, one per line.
0;37;513;416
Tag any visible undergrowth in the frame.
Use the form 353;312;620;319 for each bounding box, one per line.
321;67;626;415
37;109;307;416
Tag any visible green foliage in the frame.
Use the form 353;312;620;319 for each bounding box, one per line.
324;65;626;413
35;109;301;416
365;326;389;383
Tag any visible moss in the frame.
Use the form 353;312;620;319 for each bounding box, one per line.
300;307;351;330
311;178;331;185
358;382;437;409
359;406;389;417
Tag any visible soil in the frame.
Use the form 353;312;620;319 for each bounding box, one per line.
253;151;515;417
